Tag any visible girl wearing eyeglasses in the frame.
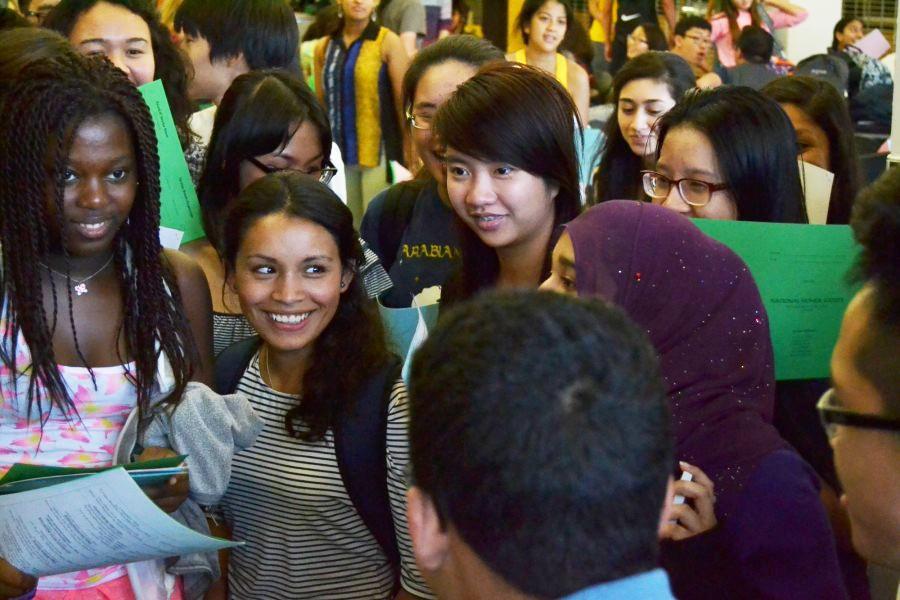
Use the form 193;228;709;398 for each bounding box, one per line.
189;69;391;355
706;0;807;69
646;85;806;222
506;0;590;125
593;51;695;204
625;23;668;60
361;35;504;308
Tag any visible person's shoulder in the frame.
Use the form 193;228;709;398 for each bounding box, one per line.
569;58;590;82
163;248;209;298
738;449;821;510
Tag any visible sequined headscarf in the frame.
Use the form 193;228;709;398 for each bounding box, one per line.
565;201;788;516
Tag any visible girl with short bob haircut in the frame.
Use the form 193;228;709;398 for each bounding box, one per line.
649;85;806;223
436;62;582;304
593;51;696;204
216;172;430;598
762;75;861;225
361;34;504;308
0;56;212;597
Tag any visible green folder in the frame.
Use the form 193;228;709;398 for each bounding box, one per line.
0;455;187;495
139;80;205;245
693;220;860;381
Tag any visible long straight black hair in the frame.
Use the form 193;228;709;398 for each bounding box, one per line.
198;69;332;254
762;76;860;224
655;86;807;223
593;52;696;204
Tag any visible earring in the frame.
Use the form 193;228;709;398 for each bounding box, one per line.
337;5;343;18
340;281;346;289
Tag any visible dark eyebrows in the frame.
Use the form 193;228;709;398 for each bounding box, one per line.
559;254;576;270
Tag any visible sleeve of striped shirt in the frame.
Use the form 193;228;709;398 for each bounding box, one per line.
359;237;394;298
385;378;436;599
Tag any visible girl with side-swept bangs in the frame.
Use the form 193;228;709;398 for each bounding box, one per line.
436;62;582;305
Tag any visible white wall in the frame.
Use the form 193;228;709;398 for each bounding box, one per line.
775;0;843;64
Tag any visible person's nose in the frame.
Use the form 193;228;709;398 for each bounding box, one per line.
272;272;307;304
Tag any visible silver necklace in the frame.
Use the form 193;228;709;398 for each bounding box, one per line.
41;255;114;296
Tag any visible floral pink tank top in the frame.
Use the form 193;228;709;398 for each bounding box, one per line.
0;328;138;591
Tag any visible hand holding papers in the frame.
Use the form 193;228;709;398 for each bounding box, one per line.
0;468;239;578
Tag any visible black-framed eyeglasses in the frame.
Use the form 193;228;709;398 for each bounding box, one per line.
247;157;338;185
641;170;730;207
817;388;900;439
406;110;434;131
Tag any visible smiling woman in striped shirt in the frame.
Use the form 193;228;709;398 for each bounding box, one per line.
214;172;431;600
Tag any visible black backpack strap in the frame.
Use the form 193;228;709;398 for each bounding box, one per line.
213;335;262;394
333;359;403;582
378;179;427;273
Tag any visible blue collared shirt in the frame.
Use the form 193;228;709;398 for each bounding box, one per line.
562;569;676;600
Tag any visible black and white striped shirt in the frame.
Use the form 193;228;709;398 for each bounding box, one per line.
219;355;432;599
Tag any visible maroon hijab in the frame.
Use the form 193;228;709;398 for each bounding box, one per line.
566;201;788;516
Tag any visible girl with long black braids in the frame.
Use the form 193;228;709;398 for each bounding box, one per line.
0;56;212;599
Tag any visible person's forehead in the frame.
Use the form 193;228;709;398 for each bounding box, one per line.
686;27;710;38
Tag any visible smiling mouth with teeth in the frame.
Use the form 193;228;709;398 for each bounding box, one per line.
474;215;503;222
269;312;312;324
79;222;107;230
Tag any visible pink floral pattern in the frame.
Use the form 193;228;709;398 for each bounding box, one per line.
1;323;137;592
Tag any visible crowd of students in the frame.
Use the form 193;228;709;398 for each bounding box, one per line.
0;0;898;599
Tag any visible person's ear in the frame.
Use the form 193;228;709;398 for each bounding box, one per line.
225;52;250;76
407;486;450;574
340;264;355;293
547;180;561;201
657;476;676;537
673;35;683;49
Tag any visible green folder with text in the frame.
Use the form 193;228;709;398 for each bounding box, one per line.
139;80;204;245
693;220;860;381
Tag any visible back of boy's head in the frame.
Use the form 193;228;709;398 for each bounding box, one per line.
675;15;711;37
737;25;773;64
174;0;299;74
408;290;673;598
851;168;900;414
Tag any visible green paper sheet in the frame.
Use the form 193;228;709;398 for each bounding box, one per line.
139;80;204;245
693;220;860;381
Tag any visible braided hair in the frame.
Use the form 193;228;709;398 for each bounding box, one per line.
0;56;196;424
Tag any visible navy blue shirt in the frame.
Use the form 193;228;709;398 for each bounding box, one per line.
362;179;461;308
